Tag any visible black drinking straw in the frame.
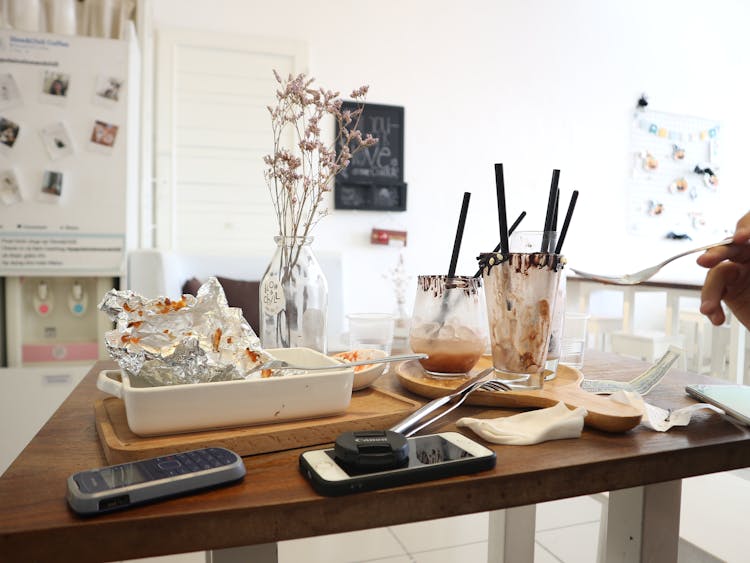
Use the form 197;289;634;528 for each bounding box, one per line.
554;190;579;254
495;163;509;255
448;192;471;277
550;188;560;252
493;210;527;252
552;188;560;229
542;169;560;252
473;210;526;277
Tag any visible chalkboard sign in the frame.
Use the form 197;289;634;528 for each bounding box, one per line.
335;102;407;211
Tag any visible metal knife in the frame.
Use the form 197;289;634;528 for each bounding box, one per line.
390;367;496;437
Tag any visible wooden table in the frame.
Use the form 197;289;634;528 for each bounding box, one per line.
1;352;749;563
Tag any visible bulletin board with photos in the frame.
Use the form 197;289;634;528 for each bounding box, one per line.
334;102;407;211
627;107;725;239
0;30;135;275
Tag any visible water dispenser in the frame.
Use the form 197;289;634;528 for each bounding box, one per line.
4;276;115;366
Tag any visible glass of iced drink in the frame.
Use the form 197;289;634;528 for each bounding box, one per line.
409;275;487;378
479;235;564;389
509;231;567;380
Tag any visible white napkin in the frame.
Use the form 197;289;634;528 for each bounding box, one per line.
456;402;587;445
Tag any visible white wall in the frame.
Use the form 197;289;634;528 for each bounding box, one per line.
151;0;750;325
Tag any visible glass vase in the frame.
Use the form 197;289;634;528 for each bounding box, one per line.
259;236;328;352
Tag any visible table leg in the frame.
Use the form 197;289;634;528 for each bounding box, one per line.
487;505;536;563
604;480;681;563
622;287;635;334
729;316;747;384
206;543;278;563
664;292;679;338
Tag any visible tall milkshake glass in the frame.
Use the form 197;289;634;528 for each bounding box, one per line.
479;238;564;389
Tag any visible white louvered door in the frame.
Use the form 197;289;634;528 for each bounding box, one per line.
154;29;306;254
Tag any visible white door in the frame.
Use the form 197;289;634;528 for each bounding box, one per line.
154;28;306;254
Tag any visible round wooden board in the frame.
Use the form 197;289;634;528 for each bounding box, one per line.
396;356;643;433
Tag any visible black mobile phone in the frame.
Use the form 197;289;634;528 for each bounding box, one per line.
686;384;750;426
66;447;246;515
299;432;496;496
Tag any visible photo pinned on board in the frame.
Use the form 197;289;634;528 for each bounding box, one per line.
39;170;64;202
0;169;22;206
88;119;119;153
0;74;22;111
41;71;71;104
0;116;20;154
93;75;124;107
40;122;75;160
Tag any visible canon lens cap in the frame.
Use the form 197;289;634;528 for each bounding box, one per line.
334;430;409;471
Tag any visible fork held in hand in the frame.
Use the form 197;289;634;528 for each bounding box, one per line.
571;237;734;285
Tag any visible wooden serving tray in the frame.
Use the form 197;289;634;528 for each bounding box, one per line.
396;357;643;433
95;387;420;464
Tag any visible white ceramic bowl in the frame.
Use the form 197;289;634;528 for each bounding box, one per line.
332;349;387;391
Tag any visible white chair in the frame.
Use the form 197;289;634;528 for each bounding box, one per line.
609;330;685;365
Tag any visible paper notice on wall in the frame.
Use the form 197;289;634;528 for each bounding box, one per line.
627;108;728;239
0;30;135;277
0;234;125;274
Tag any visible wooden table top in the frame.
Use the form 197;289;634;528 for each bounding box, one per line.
1;352;749;562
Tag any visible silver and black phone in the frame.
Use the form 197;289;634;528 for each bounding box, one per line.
299;431;496;496
67;447;246;515
686;383;750;426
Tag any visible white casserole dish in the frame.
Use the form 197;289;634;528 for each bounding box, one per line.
96;347;354;436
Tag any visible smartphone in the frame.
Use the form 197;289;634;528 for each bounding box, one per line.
67;447;246;515
299;431;496;496
686;384;750;426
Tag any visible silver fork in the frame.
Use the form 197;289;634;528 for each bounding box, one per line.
390;371;511;437
570;237;733;285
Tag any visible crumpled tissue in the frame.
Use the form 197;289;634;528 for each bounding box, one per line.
457;402;587;445
609;390;727;432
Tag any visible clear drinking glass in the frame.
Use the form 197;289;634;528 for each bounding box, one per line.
545;272;567;379
560;312;590;369
481;233;564;389
347;313;395;354
409;275;488;378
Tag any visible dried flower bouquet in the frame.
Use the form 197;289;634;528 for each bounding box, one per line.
263;70;377;267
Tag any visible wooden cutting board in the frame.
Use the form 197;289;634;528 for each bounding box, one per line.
396;358;643;433
95;387;420;464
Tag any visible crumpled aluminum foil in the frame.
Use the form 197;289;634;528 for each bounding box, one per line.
99;277;274;386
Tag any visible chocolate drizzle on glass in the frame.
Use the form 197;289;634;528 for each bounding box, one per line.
418;274;482;298
477;252;566;276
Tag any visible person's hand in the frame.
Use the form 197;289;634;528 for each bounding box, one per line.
697;211;750;327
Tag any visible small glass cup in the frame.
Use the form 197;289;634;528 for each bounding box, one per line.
409;275;488;378
545;272;567;380
560;312;590;369
480;232;564;389
347;313;395;355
